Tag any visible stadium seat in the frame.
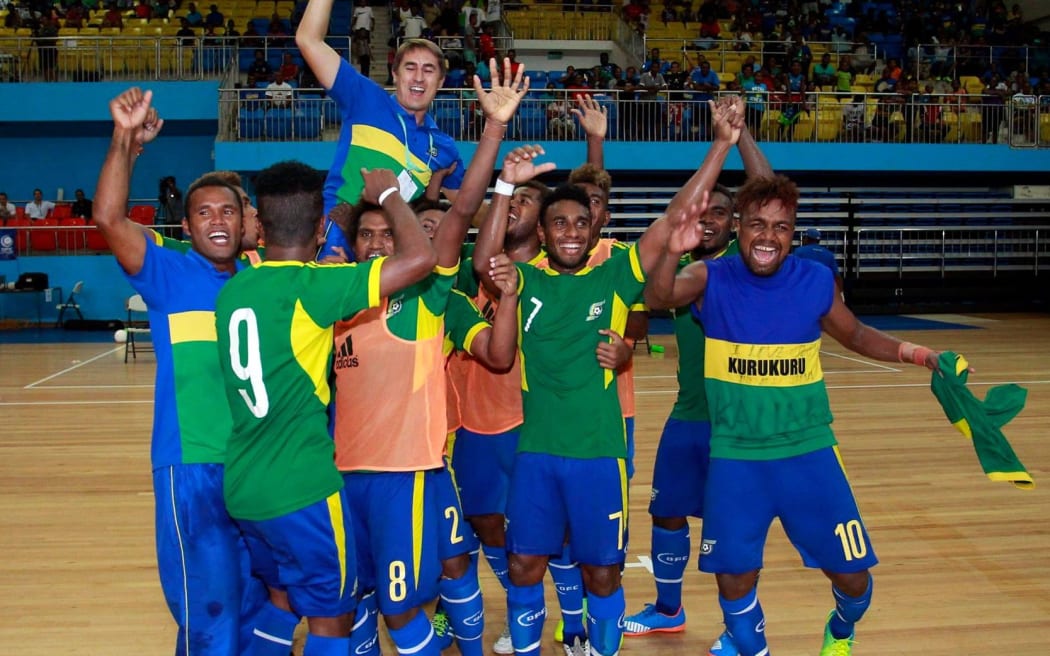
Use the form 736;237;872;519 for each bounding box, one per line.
29;218;59;253
58;217;88;252
294;107;322;140
265;107;294;140
816;109;841;141
792;111;815;141
85;223;110;251
129;205;156;226
7;217;30;252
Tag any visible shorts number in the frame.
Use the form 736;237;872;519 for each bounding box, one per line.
389;560;407;602
523;297;543;332
444;506;464;545
228;308;269;418
834;520;868;561
608;511;625;550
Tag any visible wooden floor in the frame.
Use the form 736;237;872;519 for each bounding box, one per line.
2;313;1049;655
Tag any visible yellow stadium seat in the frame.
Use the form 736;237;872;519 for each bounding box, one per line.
793;111;815;141
942;110;960;142
960;111;982;142
815;109;841;141
718;71;735;86
760;109;781;140
1040;115;1050;146
723;52;745;76
960;75;984;95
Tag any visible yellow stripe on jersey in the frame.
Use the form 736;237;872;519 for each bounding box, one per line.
952;417;973;439
352;125;432;184
290;299;334;406
326;492;349;598
627;244;645;283
411;471;425;588
147;228;165;246
367;257;385;308
618;457;628;525
705;337;823;387
832;445;848;478
168;310;217;344
606;292;630;389
461;322;487;356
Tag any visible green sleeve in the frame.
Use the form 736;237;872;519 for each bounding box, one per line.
613;244;646;307
302;258;383;325
456;256;480;296
445;289;490;354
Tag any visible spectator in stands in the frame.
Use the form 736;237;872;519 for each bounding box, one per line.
268;12;291;45
689;58;720;139
205;3;223;28
184;2;202;26
830;26;851;53
352;29;371;77
0;193;15;221
101;3;123;28
64;3;85;29
506;49;522;79
915;83;947;143
851;35;875;73
1010;81;1037;143
25;189;54;221
811;53;836;89
242;21;263;46
154;0;172;19
842;93;866;142
737;63;768;136
793;228;844;297
644;48;671;75
158;176;183;229
483;0;501;27
598;51;615;76
266;72;295;107
477;23;496;62
788;34;813;74
134;0;150;19
545;84;575;139
400;7;426;39
873;66;897;93
71;189;92;219
279;51;300;81
835;55;855;93
693;12;720;50
638;61;667;140
982;74;1009;143
352;0;373;35
247;48;273;85
176;17;196;46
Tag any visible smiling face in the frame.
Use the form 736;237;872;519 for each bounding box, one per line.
418;208;444;239
538;199;592;273
353;210;395;261
393;45;445;118
736;198;795;276
693;190;735;259
182;184;243;265
572;181;609;248
233;186;259;251
507;186;543;246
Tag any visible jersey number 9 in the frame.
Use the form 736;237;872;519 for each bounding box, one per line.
228;308;270;419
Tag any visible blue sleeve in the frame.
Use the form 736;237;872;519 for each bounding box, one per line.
433;132;466;191
317;216;354;261
328;58;378;120
125;235;182;311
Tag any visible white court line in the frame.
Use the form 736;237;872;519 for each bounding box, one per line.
29;384;154;390
820;350;902;372
0;400;152;407
637;379;1050;395
23;346;124;389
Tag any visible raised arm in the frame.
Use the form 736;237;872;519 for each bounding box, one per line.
821;295;942;369
473;145;556;295
643;203;711;309
295;0;341;89
94;87;165;276
636;97;742;275
733;96;773;178
433;57;526;268
572;93;607;169
360;168;438;297
468;253;520;371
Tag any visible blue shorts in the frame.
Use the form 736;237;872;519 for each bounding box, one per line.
699;447;879;575
506;452;628;566
433;462;479;560
648;418;712;519
154;463;246;656
625;416;635;480
238;489;358;618
450;427;519;517
343;471;441;616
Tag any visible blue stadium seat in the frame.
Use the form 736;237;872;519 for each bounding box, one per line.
525;70;547;87
445;68;466;89
239;108;266;139
294;108;322;140
265;107;294;140
517;105;547;140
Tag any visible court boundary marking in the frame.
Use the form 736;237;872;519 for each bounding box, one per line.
22;346;124;390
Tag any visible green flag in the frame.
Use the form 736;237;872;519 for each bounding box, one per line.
930;351;1033;490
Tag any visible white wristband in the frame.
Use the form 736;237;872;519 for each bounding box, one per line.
493;178;515;197
377;186;399;206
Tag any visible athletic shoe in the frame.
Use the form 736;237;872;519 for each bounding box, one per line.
623;604;686;636
554;598;588;643
432;608;453;651
493;620;513;655
561;636;589;656
708;630;740;656
820;611;855;656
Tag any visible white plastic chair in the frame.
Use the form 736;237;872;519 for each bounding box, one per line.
125;294;153;362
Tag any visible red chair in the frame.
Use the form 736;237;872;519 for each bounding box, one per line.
85;222;110;252
129;205;156;226
59;217;88;252
52;203;73;220
7;217;30;253
29;218;59;253
14;206;25;221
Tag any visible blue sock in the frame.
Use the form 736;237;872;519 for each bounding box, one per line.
651;525;690;615
625;416;635;480
548;546;585;641
303;634;350;656
586;588;625;656
719;588;768;656
506;581;546;655
248;601;299;656
440;560;485;656
387;610;440;656
481;542;511;592
829;573;873;640
349;592;380;656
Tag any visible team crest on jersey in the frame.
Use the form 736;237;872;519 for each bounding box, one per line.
700;539;717;555
387;296;404;317
585;299;606;321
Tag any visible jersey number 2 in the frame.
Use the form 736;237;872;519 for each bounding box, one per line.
228;308;270;419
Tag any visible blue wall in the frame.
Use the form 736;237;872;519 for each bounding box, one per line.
0;81;220;122
0;254;133;323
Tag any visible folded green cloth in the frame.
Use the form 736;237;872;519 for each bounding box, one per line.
930;351;1033;490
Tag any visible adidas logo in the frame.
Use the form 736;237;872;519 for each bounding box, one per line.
334;335;359;369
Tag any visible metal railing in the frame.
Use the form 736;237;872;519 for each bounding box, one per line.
218;88;1050;146
912;43;1050;85
852;226;1050;277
